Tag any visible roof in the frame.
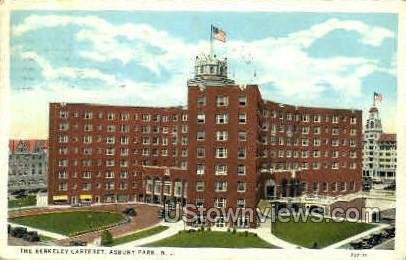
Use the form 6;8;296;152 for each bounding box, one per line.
9;139;48;154
378;133;396;142
369;106;379;113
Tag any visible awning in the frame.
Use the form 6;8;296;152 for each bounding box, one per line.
53;195;68;201
80;194;92;200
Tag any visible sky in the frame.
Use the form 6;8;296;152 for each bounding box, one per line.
9;11;398;139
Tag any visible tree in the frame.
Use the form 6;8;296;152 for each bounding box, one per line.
101;230;113;246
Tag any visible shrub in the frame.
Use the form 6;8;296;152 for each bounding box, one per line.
244;231;248;237
101;230;113;246
200;226;204;232
227;228;231;232
232;227;237;234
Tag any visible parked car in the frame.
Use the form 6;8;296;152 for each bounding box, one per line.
10;227;28;238
23;231;40;242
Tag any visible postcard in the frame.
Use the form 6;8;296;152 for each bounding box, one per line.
0;0;405;259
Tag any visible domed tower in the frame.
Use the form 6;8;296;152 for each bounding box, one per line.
365;105;383;137
187;54;235;87
362;104;383;179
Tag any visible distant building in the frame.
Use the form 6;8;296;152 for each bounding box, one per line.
8;140;48;194
362;104;396;183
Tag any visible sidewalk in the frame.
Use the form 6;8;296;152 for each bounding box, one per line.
324;223;390;249
252;220;299;249
8;222;68;240
114;220;185;247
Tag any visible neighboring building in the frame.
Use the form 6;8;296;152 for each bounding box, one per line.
362;105;397;184
48;53;363;227
8;139;48;194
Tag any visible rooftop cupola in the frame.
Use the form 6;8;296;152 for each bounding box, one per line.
187;54;235;87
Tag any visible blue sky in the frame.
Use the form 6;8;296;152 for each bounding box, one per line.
10;11;397;138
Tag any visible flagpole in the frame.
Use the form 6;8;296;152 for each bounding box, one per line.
373;93;375;107
210;25;214;57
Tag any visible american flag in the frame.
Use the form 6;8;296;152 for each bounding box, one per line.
374;92;383;102
212;25;226;42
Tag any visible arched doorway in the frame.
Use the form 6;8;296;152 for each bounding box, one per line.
264;179;276;199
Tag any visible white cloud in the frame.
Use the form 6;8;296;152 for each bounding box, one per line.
11;15;396;138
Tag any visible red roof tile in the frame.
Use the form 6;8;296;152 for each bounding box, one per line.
9;139;48;154
378;133;396;142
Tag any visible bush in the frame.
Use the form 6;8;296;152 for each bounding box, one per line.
200;226;205;232
227;228;231;232
207;226;211;232
244;231;248;237
232;227;237;234
101;230;113;246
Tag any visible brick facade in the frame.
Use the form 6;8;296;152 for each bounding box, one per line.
48;55;362;228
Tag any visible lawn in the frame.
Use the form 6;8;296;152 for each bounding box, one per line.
39;234;57;241
9;211;124;236
146;230;275;248
112;226;169;246
8;195;36;208
272;218;375;248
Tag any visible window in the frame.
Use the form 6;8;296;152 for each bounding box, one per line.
59;110;68;119
84;112;93;119
332;182;338;191
215;198;226;208
215;181;227;192
105;171;114;178
215;164;227;175
106;159;115;167
313;115;321;122
350;129;357;136
197;96;206;106
107;112;115;120
197;113;205;123
142;114;151;121
120;113;129;120
237;165;246;175
238;113;247;124
216;113;228;124
58;183;67;191
238;148;246;159
182;114;188;121
238;131;247;141
237;181;246;192
107;125;115;132
237;199;246;208
314;127;321;135
105;182;115;190
120;171;128;179
83;136;92;144
59;123;69;131
82;183;91;191
106;136;115;144
239;96;247;106
58;171;67;179
197;131;205;141
197;147;205;157
216;96;229;106
216;147;227;158
332;128;339;135
332;162;339;169
322;182;328;192
196;181;205;191
121;136;129;145
350;116;357;124
83;171;91;178
196;164;205;175
301;138;309;146
216;131;228;141
332;115;339;123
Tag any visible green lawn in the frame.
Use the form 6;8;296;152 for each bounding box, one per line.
146;230;275;248
9;211;124;236
8;195;36;208
112;226;169;246
272;218;375;248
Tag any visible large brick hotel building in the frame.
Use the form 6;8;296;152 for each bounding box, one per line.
48;54;362;227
